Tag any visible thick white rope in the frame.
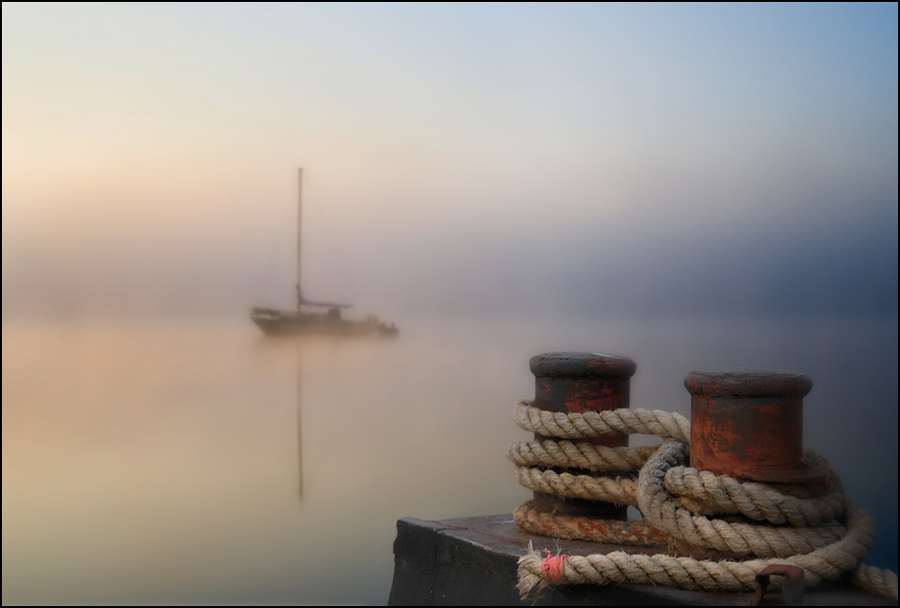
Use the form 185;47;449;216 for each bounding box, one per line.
514;401;690;442
511;401;898;603
664;466;845;527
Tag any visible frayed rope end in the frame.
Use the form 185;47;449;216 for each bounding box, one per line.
516;540;570;601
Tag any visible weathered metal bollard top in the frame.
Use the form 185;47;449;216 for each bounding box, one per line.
686;368;827;483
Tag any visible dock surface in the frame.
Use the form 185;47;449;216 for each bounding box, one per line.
389;514;893;606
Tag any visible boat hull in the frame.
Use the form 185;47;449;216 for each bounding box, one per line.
250;308;398;337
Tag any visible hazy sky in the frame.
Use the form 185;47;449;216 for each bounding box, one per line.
3;3;897;317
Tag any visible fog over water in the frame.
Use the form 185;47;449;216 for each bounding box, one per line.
3;314;897;604
2;2;897;604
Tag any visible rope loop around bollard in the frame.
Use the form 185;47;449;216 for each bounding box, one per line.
510;400;899;603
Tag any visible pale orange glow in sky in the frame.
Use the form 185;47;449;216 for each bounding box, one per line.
3;3;897;317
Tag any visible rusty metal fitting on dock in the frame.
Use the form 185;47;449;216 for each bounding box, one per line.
751;564;805;606
685;368;827;483
529;352;637;519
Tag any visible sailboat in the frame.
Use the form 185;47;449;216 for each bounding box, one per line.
250;169;398;336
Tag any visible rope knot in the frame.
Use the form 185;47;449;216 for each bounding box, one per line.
512;403;898;603
540;551;569;585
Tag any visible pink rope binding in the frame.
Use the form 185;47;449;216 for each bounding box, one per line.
540;550;569;585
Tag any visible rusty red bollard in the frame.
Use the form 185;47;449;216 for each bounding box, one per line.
685;368;827;483
529;352;636;520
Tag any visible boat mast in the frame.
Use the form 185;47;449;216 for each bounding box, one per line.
296;167;303;311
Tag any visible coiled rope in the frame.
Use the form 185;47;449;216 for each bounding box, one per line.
510;400;898;603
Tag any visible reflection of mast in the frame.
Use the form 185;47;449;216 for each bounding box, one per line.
297;341;303;501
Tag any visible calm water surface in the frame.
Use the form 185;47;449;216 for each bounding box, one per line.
3;314;897;604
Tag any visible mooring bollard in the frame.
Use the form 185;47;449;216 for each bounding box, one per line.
389;361;896;606
685;368;827;483
529;352;636;520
